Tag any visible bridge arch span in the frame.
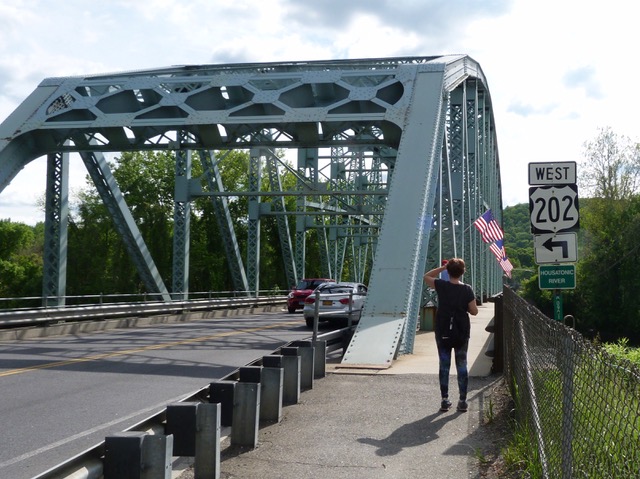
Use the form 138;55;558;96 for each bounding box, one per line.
0;55;503;365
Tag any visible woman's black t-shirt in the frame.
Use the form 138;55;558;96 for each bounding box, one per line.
433;279;475;341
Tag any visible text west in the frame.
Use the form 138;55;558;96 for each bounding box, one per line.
533;166;572;182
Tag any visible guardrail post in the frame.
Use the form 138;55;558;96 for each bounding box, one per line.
165;403;197;457
291;340;315;391
104;431;173;479
312;290;320;342
195;403;221;479
281;346;301;405
231;366;261;448
260;355;284;423
165;402;221;478
209;380;236;427
347;290;353;328
313;340;327;379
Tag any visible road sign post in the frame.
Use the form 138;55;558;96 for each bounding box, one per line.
529;161;579;319
553;291;563;322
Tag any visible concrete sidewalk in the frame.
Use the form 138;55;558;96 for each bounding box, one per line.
332;301;495;377
184;302;498;479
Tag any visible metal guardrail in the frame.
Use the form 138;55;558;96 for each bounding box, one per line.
0;290;287;310
0;296;288;329
32;323;353;479
22;296;353;479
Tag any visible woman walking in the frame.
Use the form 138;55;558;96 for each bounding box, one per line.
423;258;478;412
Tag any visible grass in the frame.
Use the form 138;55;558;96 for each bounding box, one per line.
473;447;491;466
484;396;495;423
494;341;640;478
501;422;541;476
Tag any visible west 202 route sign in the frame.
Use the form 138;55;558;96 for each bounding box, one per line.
529;184;580;234
539;264;576;290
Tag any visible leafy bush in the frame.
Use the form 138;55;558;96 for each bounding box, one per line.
603;338;640;366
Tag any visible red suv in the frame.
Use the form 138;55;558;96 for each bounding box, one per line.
287;278;335;313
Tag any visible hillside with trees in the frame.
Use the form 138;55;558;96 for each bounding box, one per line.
502;203;534;290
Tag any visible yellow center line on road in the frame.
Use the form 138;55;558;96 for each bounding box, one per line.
0;321;297;378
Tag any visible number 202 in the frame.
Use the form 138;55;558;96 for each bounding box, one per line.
534;195;575;223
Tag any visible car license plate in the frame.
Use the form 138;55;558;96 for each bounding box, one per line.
322;300;333;306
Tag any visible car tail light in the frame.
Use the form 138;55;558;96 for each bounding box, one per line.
339;298;350;305
305;297;315;304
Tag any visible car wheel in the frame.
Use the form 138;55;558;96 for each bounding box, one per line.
288;306;297;313
305;317;314;328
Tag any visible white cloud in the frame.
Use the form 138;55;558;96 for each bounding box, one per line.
563;66;604;100
0;160;46;224
1;0;639;224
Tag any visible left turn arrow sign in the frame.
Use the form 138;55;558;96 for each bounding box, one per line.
534;232;578;264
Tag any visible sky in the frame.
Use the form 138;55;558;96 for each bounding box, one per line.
0;0;638;225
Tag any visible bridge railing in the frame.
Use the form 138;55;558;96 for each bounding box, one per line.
502;286;640;478
0;294;287;329
0;289;287;310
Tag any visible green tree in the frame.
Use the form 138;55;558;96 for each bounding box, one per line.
68;148;298;296
575;195;640;339
574;128;640;341
68;188;124;295
0;220;43;301
191;149;251;292
69;151;177;295
579;126;640;200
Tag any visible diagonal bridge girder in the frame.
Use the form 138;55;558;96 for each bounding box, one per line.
0;55;503;365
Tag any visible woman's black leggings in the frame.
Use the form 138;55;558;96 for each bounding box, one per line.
435;338;469;401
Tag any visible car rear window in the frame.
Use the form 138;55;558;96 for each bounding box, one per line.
296;279;332;289
319;285;353;294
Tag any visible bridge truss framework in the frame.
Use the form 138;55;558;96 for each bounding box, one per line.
0;55;503;365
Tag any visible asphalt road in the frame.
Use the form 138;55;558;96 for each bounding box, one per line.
0;309;312;479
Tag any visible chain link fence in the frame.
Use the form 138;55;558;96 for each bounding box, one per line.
502;286;640;478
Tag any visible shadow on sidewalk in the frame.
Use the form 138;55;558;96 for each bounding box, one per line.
357;410;459;456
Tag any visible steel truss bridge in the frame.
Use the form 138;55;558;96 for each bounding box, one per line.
0;55;503;366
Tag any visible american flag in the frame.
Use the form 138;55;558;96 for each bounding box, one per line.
473;209;504;243
489;238;513;278
490;238;506;261
500;258;514;278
